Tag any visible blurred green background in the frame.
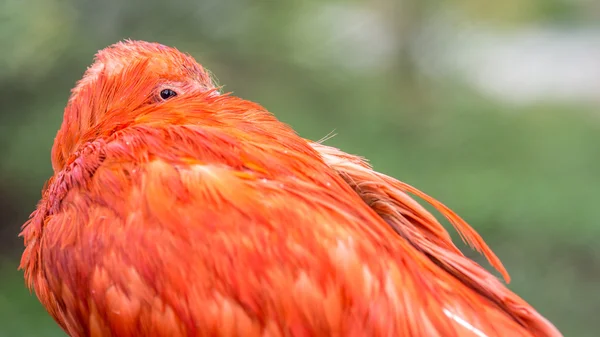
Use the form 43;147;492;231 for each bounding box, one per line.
1;0;599;336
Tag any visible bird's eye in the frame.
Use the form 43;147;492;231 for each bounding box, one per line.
159;88;178;100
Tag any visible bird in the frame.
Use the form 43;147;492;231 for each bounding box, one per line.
19;40;563;337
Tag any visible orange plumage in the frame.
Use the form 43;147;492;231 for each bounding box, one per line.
20;40;562;337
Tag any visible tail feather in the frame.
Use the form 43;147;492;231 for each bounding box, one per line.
311;141;563;337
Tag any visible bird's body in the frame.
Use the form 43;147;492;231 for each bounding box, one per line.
20;41;562;337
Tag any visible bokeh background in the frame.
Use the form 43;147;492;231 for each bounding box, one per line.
1;0;599;336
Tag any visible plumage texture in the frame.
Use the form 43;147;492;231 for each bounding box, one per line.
20;40;563;337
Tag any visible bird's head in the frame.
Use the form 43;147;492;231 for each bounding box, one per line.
51;40;218;172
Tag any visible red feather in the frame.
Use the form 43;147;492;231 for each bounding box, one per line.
20;40;563;337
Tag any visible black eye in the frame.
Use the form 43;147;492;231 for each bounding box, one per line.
159;88;178;100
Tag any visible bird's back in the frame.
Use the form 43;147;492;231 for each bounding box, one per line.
21;101;561;336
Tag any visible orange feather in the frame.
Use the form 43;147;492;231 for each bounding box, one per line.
20;40;562;337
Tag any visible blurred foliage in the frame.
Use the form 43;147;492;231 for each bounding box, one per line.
453;0;582;25
0;0;598;336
